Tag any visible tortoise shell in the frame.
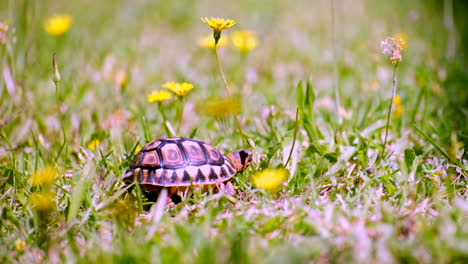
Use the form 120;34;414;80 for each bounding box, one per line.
123;137;241;188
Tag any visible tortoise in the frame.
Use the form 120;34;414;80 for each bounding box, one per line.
123;137;252;204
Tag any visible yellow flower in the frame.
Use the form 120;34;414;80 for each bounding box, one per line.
395;104;404;118
252;168;289;191
30;192;56;211
88;139;101;151
393;94;401;105
147;90;172;103
0;21;8;32
198;34;228;49
201;17;237;32
134;145;142;154
231;30;258;53
15;239;26;251
31;166;58;186
201;17;237;44
44;14;72;36
162;82;194;97
393;32;408;50
0;20;9;44
197;97;241;118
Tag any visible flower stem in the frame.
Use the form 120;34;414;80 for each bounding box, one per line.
214;46;247;148
383;62;399;150
178;96;185;132
158;102;173;137
285;107;299;168
214;47;231;97
53;53;67;159
55;77;66;134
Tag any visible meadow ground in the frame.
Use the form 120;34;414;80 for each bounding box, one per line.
1;0;468;263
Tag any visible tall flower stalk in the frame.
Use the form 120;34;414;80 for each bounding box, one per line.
381;36;405;149
383;62;399;148
52;53;67;155
201;17;247;147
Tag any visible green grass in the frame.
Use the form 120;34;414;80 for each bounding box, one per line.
1;0;468;263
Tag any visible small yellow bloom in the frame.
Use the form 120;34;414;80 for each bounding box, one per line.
0;20;9;44
147;90;172;103
88;139;101;151
395;104;404;118
134;145;142;154
15;239;26;251
162;82;194;97
201;17;237;44
252;168;289;191
197;97;240;118
201;17;237;32
393;32;408;50
393;94;401;105
198;34;228;49
30;192;56;211
31;166;58;186
44;14;72;36
0;21;8;32
231;30;258;53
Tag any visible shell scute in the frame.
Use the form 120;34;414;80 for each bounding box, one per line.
181;140;206;165
203;143;224;165
160;143;185;168
130;152;144;168
141;151;160;167
195;169;206;183
143;140;162;151
208;168;219;182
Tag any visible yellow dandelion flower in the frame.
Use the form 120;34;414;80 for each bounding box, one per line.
88;139;101;151
44;14;72;36
231;30;258;53
197;97;241;118
30;192;56;211
201;17;237;32
393;32;408;50
395;104;404;118
15;239;26;251
201;17;237;44
162;82;194;97
31;166;58;186
147;90;172;103
253;168;289;191
198;34;228;49
393;94;401;105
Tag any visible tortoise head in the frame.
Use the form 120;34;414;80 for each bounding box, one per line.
226;149;253;173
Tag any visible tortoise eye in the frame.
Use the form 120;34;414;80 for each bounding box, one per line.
239;150;249;166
